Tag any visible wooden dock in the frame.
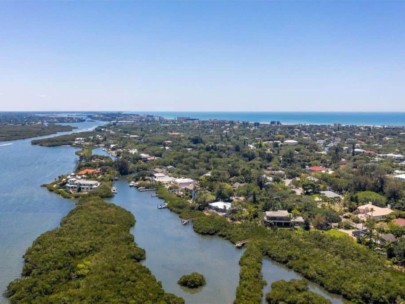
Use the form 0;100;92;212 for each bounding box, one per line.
235;240;249;248
181;219;190;225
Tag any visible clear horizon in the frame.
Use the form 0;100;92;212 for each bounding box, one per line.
1;1;405;111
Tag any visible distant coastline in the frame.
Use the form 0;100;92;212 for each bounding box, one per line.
127;111;405;126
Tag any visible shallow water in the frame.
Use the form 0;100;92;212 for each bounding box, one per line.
108;180;344;304
261;258;343;304
108;180;243;304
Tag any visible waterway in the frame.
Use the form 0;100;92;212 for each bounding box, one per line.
0;120;104;303
262;259;343;304
107;180;243;304
107;180;344;304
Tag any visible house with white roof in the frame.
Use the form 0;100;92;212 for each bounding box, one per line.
175;178;195;189
208;201;232;212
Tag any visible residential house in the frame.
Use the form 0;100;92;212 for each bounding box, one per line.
208;201;232;213
392;218;405;227
175;178;195;189
357;203;393;220
66;179;100;192
264;210;292;227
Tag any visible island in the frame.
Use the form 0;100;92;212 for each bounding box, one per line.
177;272;206;289
0;112;82;141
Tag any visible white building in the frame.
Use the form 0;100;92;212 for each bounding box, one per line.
284;140;298;146
66;179;100;192
175;178;195;189
208;202;232;212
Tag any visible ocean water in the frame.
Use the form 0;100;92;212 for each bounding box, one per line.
131;112;405;126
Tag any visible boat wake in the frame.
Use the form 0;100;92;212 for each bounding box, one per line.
0;143;13;147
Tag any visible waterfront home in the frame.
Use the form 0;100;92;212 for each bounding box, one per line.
74;137;85;145
66;179;100;192
208;201;232;212
264;210;292;227
77;168;101;176
357;203;393;220
154;174;174;185
174;178;195;189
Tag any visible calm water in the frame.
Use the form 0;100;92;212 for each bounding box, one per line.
108;180;243;304
108;180;343;304
132;111;405;126
262;259;343;304
0;121;104;303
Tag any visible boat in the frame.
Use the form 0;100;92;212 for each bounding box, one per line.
157;203;168;209
111;187;117;194
181;219;190;225
129;181;136;187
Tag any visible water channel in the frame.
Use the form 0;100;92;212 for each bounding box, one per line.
108;179;344;304
0;120;104;303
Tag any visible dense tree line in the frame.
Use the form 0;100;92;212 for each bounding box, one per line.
157;188;405;304
234;243;265;304
266;279;331;304
7;196;183;304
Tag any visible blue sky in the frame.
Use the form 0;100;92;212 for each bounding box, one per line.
0;0;404;111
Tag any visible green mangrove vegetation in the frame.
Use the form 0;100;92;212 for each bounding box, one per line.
157;187;405;304
177;272;206;289
0;124;74;141
6;196;184;304
266;279;331;304
234;243;265;304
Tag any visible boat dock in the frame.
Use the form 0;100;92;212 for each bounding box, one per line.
235;240;249;248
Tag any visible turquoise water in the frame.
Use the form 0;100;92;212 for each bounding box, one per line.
131;111;405;126
0;121;104;303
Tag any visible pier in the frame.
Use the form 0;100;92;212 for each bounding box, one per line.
235;240;249;248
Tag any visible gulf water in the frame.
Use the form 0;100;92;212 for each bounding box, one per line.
133;111;405;126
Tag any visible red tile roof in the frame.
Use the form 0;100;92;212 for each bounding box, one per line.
77;168;100;175
392;218;405;227
309;166;327;172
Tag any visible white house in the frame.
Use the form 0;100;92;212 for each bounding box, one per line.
208;201;232;212
284;140;298;146
174;178;195;189
66;179;100;192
